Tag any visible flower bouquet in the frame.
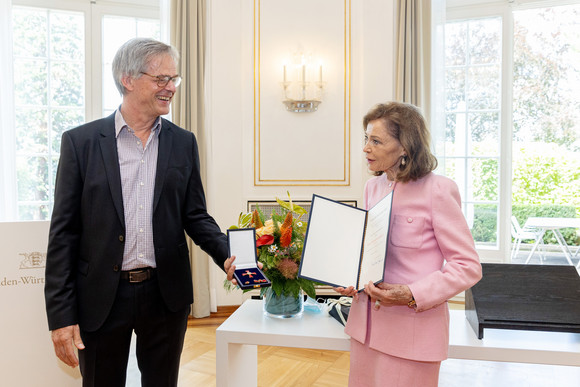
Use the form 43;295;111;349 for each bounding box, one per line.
226;193;318;316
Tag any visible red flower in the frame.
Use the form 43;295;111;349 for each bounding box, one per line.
256;235;274;247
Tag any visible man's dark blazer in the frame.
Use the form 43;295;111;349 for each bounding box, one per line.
45;112;228;332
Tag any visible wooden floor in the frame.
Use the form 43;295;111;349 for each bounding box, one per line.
125;302;580;387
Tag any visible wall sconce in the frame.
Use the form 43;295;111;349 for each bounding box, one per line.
282;55;324;113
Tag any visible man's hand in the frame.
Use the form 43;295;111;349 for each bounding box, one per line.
224;255;263;286
224;256;237;285
51;324;85;368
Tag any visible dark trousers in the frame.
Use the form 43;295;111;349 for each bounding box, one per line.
78;274;190;387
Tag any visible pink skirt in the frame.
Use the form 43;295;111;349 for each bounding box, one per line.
348;299;441;387
349;338;441;386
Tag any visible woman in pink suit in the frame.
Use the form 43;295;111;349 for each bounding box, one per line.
335;102;482;386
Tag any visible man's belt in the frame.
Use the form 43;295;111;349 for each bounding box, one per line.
120;267;155;283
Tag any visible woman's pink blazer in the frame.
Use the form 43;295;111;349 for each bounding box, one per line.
344;173;482;362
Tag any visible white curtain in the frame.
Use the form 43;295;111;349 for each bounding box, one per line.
395;0;446;168
0;0;16;221
166;0;212;318
395;0;430;110
430;0;446;169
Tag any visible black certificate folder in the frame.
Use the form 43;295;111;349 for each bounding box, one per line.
227;228;271;290
298;193;393;290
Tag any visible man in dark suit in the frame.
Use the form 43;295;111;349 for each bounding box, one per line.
45;38;238;387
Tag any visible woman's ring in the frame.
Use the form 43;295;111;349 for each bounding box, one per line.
375;300;381;307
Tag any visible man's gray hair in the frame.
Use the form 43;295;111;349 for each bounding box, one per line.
112;37;180;95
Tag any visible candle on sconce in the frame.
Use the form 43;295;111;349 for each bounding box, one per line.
283;65;287;83
319;65;322;83
301;64;306;84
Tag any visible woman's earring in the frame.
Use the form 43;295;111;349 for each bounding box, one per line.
401;156;406;166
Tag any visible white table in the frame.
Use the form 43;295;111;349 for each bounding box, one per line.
215;300;580;386
523;217;580;267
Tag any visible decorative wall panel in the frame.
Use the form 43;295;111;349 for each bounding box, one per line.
254;0;351;186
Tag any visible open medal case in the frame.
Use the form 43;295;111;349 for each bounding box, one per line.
227;228;271;290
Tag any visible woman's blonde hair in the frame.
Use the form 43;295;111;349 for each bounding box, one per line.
363;102;437;182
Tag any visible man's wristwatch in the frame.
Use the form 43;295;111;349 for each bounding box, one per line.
407;296;416;308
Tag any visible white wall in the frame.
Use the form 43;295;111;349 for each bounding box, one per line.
205;0;396;306
0;221;81;386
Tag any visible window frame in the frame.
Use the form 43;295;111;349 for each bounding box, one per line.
89;2;160;121
446;2;514;262
446;0;580;262
6;0;159;221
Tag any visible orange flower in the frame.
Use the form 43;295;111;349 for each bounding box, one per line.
279;212;293;248
280;225;293;248
281;212;293;230
252;210;263;229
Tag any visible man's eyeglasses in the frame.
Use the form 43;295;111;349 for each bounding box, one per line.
140;72;182;88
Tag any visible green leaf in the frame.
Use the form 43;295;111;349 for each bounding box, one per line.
255;206;266;224
275;197;293;213
272;281;283;296
294;219;308;234
223;278;243;293
292;205;308;217
275;193;307;216
238;212;253;228
299;278;317;299
285;280;301;298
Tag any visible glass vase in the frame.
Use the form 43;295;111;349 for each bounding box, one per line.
263;287;304;318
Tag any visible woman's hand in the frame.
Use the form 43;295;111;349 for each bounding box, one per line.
364;281;413;310
333;285;358;300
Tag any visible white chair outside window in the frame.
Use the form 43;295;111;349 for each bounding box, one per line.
510;216;544;263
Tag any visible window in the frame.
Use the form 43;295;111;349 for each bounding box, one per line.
102;16;160;117
7;0;160;221
511;5;580;220
444;17;502;249
12;7;85;220
445;1;580;261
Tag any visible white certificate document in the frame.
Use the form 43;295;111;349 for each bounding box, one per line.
298;193;393;290
358;194;392;286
